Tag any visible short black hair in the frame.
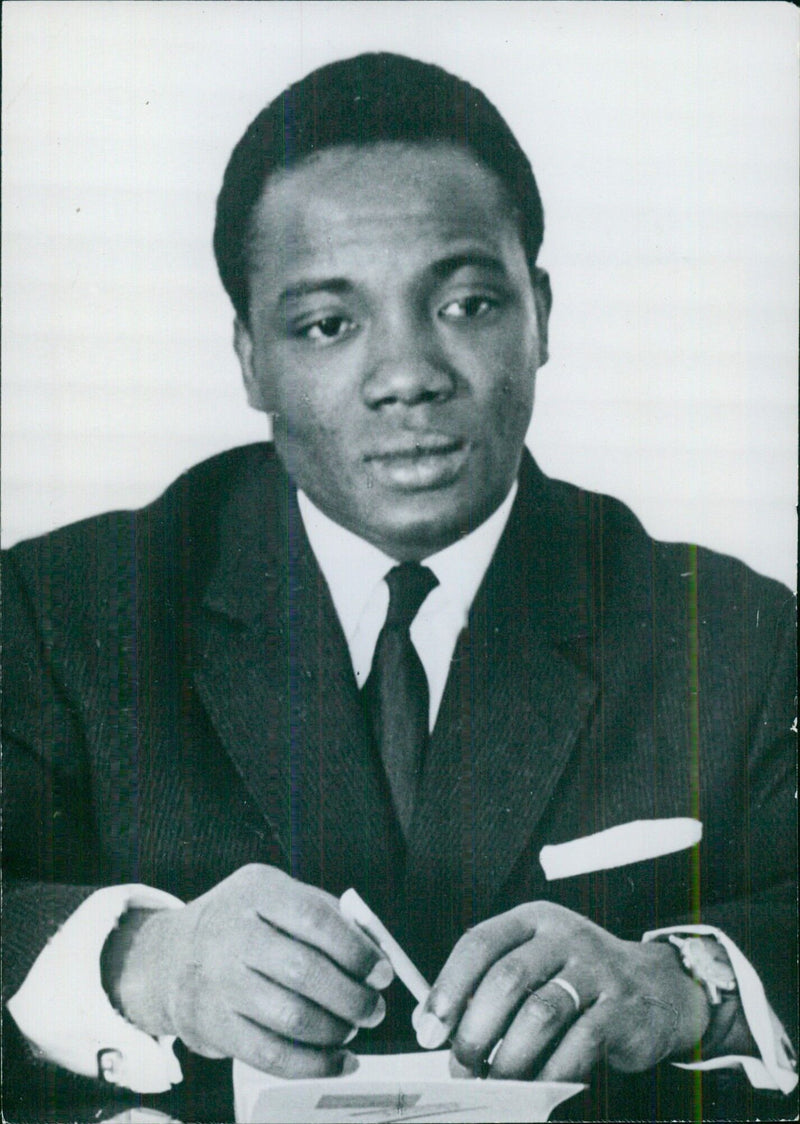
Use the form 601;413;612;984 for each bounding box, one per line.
213;52;545;326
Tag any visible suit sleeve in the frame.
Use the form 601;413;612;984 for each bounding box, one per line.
2;550;111;998
2;548;117;1104
697;591;798;1046
2;546;192;1109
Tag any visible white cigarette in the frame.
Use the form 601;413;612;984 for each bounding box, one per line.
340;888;431;1005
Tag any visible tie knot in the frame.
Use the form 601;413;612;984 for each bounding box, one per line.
384;563;438;629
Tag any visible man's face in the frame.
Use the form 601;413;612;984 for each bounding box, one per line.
235;142;550;560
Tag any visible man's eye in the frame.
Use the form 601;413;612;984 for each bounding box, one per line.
297;316;354;343
439;295;496;320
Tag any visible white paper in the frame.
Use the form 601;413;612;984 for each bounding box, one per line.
234;1051;584;1123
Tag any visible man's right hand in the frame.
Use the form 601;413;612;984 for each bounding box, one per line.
101;865;393;1077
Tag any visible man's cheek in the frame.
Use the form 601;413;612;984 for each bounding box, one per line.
488;384;531;441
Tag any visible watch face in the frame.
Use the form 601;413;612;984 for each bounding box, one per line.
669;935;737;1003
705;961;737;992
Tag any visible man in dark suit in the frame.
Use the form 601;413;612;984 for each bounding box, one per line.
3;54;796;1122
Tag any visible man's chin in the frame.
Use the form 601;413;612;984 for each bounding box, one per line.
358;499;485;562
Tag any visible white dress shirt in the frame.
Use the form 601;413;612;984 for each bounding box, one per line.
7;483;796;1095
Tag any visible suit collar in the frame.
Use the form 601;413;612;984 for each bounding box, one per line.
201;447;591;641
200;444;288;631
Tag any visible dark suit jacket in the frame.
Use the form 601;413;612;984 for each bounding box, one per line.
2;444;796;1121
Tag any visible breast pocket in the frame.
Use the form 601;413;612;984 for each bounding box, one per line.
539;818;703;938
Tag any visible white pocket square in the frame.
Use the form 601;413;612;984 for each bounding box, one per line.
540;818;702;881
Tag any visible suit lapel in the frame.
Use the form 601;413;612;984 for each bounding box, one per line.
193;453;402;893
404;456;598;926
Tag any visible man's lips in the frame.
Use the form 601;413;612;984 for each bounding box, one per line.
364;435;464;460
364;437;468;489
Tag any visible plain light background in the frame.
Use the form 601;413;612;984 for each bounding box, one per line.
2;1;797;589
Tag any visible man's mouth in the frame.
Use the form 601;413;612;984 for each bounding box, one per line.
364;437;468;490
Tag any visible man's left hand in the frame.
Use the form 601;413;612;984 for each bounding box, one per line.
414;901;710;1080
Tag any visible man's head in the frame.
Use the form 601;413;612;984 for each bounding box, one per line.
214;53;546;328
216;54;551;560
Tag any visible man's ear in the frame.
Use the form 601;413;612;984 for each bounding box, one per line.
233;317;274;412
532;267;552;366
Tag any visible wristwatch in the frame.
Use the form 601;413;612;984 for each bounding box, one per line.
667;934;737;1005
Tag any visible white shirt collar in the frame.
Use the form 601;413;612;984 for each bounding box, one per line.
296;483;518;645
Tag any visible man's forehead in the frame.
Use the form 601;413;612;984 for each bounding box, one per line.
263;140;505;197
247;142;517;271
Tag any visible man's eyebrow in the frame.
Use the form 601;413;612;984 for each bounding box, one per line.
429;251;508;280
277;278;353;305
275;253;506;306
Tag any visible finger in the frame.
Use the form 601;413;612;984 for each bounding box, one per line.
233;972;358;1047
488;979;586;1079
418;906;540;1046
254;872;389;982
243;919;386;1027
448;1054;475;1079
450;943;566;1070
229;1012;352;1079
536;1003;607;1083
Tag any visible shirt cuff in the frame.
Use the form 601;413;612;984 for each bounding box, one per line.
642;923;797;1094
6;885;185;1094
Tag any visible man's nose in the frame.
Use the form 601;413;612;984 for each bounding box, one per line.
362;317;455;408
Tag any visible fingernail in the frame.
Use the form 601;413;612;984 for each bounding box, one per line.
416;1011;449;1049
365;959;394;989
344;1026;358;1044
360;994;386;1028
98;1049;124;1083
340;1051;359;1076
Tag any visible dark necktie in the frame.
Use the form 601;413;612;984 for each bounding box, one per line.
363;563;438;835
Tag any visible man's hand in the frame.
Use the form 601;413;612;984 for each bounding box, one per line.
413;902;709;1081
103;865;393;1077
